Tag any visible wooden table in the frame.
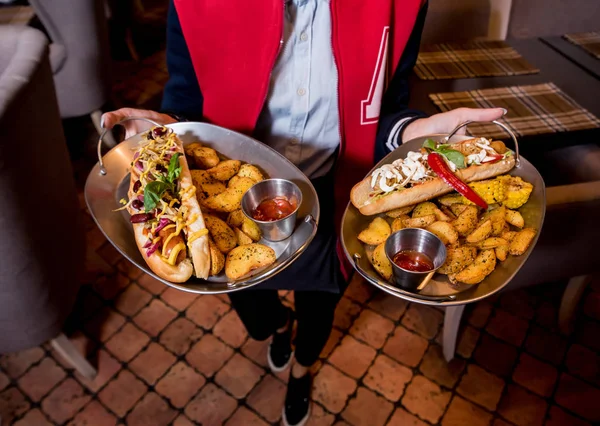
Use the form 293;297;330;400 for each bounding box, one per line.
407;37;600;187
541;36;600;81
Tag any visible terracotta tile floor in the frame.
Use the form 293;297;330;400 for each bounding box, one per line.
2;201;600;426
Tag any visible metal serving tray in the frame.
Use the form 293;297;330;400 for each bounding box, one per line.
341;121;546;306
85;120;319;294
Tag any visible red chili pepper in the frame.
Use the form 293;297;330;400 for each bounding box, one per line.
427;153;488;209
481;154;504;164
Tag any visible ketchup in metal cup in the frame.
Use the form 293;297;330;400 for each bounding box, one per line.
392;249;434;272
252;196;296;222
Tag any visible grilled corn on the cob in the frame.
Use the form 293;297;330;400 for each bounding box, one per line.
458;175;533;209
498;176;533;209
461;178;507;205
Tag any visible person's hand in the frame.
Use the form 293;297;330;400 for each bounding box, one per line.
401;107;507;143
101;108;178;140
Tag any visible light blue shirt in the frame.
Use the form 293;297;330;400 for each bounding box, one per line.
254;0;340;179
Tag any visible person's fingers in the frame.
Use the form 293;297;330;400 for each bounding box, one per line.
455;107;507;123
100;110;128;130
100;108;177;140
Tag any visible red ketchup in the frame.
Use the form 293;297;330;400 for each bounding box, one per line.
253;197;296;222
392;250;434;272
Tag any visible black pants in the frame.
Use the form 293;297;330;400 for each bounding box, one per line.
228;289;342;366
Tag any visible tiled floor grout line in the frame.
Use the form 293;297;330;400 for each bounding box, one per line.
494;289;600;426
326;290;445;425
5;359;59;425
440;301;501;423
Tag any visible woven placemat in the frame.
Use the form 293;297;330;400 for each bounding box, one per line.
429;83;600;139
564;32;600;59
414;40;539;80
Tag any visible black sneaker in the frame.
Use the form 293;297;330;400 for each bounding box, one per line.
267;308;294;373
282;373;311;426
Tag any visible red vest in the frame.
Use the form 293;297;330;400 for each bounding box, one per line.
174;0;423;277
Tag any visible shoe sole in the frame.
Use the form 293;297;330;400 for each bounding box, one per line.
281;405;310;426
267;346;294;373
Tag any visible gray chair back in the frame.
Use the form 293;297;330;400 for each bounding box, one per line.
0;26;85;353
28;0;112;118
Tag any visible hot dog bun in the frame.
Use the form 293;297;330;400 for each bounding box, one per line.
351;140;516;216
125;127;210;283
177;152;211;279
130;217;196;283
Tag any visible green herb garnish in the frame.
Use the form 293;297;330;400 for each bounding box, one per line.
143;153;183;212
167;153;182;183
422;139;466;169
144;181;172;212
422;139;437;150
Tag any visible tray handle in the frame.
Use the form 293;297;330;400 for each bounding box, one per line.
353;253;456;303
444;120;520;167
225;214;318;288
97;117;170;175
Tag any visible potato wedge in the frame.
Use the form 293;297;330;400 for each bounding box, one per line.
187;145;220;169
204;176;256;212
483;205;506;236
371;242;392;281
207;160;241;181
452;249;496;284
204;215;237;254
475;237;509;249
466;219;492;243
501;230;517;243
190;170;227;203
385;206;414;218
225;243;276;280
184;142;202;158
449;204;469;217
208;239;225;275
412;202;437;218
438;246;477;275
227;209;261;241
426;221;459;245
237;164;265;183
391;215;409;233
226;209;245;228
509;228;537;255
234;227;254;246
439;205;457;221
495;245;509;261
438;194;464;206
505;209;525;228
434;208;453;222
452;206;478;236
403;214;436;229
358;217;391;245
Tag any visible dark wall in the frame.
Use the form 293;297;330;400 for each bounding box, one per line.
508;0;600;38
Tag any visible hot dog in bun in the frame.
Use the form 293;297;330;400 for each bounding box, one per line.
118;126;211;282
351;137;516;216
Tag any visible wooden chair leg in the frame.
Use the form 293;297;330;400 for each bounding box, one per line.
50;333;97;380
559;275;591;335
443;305;466;362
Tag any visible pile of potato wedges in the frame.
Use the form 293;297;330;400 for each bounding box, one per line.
357;186;537;286
184;143;276;280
